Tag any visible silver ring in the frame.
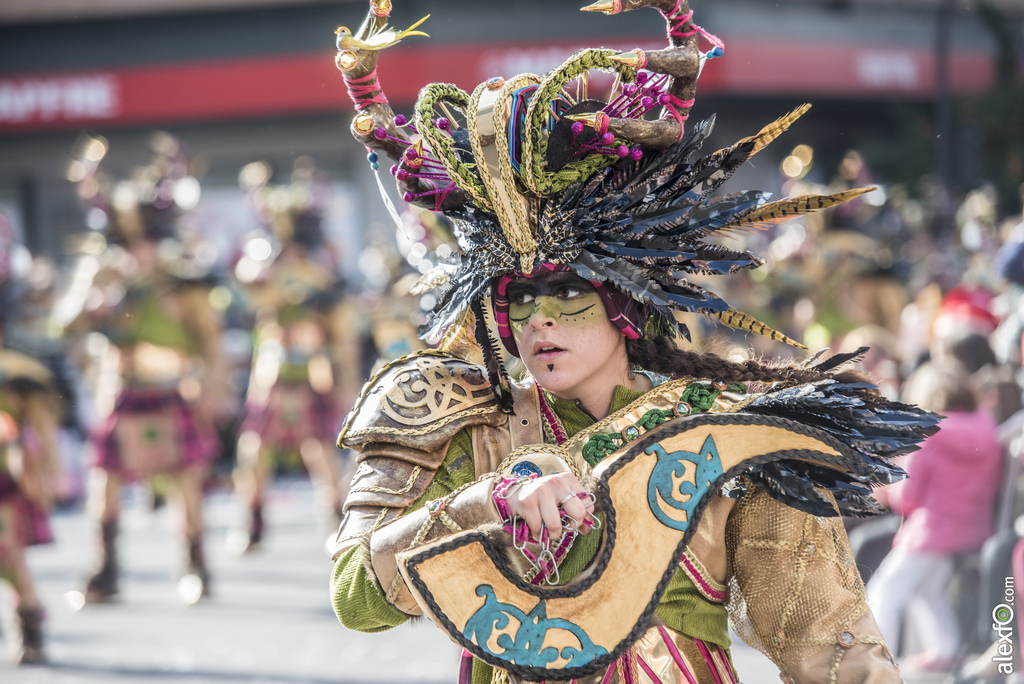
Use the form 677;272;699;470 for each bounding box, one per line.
559;492;577;506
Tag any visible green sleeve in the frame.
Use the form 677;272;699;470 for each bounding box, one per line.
330;544;409;632
330;428;477;633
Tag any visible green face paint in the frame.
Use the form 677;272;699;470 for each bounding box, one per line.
509;290;605;335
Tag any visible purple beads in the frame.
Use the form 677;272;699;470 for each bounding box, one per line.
393;114;407;126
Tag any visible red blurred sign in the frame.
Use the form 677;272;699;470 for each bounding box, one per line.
0;37;994;133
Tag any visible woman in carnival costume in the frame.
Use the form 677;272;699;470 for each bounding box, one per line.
0;212;63;664
230;158;356;552
329;1;940;682
70;133;232;603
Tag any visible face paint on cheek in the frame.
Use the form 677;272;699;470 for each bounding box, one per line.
509;301;538;336
555;292;605;329
510;291;608;351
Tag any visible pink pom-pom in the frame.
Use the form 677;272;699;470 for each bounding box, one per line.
658;93;671;106
624;84;638;96
641;96;654;110
635;72;649;85
616;145;630;158
373;127;387;140
396;169;409;181
436;117;451;131
403;191;415;202
390;164;399;175
602;133;616;145
393;114;408;126
571;121;585;135
403;147;419;161
630;148;643;161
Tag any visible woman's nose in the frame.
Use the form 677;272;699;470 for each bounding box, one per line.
528;300;556;328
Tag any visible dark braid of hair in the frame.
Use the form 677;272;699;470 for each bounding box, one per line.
626;337;866;387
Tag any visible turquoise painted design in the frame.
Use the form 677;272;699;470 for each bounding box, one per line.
646;435;724;531
463;585;609;668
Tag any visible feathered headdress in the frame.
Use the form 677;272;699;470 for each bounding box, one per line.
335;0;873;408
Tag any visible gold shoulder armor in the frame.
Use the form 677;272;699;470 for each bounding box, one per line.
337;350;504;453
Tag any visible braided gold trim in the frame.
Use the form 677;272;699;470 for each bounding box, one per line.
493;74;540;270
342;404;500;440
416;83;493;212
495;443;582;479
522;48;632;196
370;506;389;532
468;75;540;270
411;476;485;548
468;82;498;211
350;466;423;496
437;509;463;533
385;570;407;604
826;645;844;684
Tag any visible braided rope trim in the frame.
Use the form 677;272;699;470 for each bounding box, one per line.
494;74;541;270
523;48;636;196
402;412;863;680
469;74;541;269
416;83;494;212
349;466;423;496
342;405;501;440
494;443;583;479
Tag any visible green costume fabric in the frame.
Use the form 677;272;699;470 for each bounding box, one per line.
117;287;196;353
330;384;731;653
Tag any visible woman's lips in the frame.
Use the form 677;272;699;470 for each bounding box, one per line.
533;345;565;361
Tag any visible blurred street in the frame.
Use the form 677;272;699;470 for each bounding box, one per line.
0;478;463;684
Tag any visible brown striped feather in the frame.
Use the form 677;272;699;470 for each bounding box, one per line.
723;186;876;231
712;309;807;349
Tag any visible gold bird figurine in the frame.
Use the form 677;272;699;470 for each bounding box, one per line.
334;14;430;51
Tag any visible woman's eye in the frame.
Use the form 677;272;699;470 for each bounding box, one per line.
512;292;534;305
558;287;582;299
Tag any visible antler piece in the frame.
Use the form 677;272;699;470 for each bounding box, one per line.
577;0;701;149
336;2;467;212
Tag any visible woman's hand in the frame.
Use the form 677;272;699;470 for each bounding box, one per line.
503;471;596;541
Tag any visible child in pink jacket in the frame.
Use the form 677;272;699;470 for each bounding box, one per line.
867;361;1004;672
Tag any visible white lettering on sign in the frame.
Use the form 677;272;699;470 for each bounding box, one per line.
856;52;920;90
0;76;119;123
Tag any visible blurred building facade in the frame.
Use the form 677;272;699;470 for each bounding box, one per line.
0;0;1021;264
